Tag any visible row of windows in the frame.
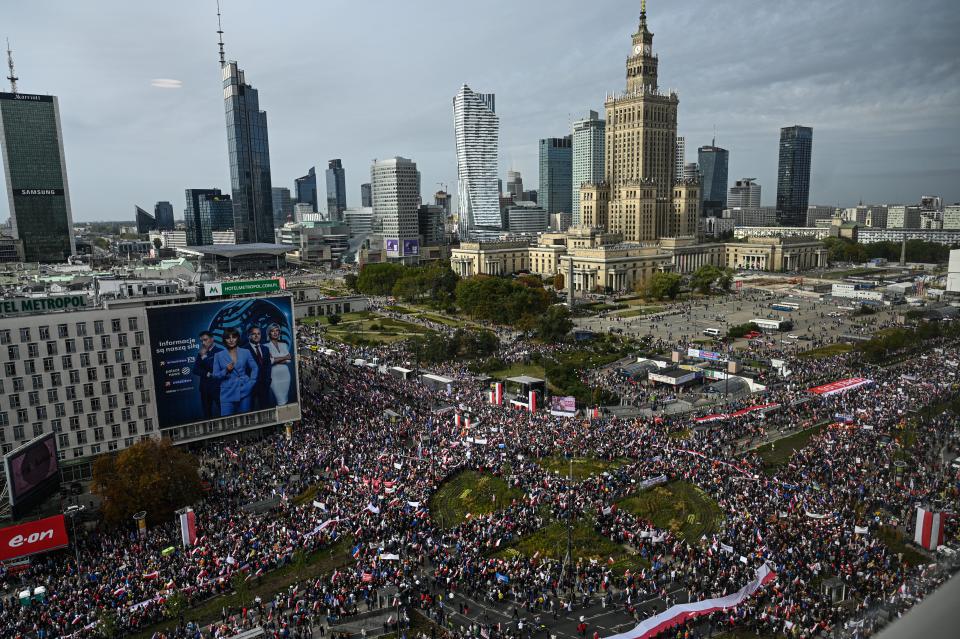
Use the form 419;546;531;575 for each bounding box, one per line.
0;317;140;345
4;335;143;361
2;364;147;395
1;388;152;423
0;417;154;454
4;347;144;376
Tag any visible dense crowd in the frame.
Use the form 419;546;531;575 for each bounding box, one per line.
0;310;957;639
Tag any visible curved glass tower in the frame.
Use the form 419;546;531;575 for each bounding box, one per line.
453;85;500;240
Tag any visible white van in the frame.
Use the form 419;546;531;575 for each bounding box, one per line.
703;328;721;337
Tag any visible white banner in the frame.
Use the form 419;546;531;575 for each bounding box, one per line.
602;564;776;639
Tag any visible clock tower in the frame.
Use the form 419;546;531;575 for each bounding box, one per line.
626;0;658;94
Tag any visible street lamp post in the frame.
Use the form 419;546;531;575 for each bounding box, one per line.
65;504;85;570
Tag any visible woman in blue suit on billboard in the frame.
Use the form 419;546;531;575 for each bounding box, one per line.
213;327;259;416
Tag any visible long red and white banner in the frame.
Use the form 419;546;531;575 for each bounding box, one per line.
914;506;944;550
180;508;197;547
808;378;873;397
694;403;778;423
602;564;776;639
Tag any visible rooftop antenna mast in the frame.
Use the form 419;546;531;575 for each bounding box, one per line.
216;1;226;66
6;39;18;93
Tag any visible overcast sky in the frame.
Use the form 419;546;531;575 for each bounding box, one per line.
2;0;959;222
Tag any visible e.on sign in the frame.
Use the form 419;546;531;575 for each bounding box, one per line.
0;515;69;562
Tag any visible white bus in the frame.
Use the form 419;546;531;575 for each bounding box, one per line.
752;318;792;332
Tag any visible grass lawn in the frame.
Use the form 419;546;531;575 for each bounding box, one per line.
429;470;524;529
418;312;466;328
537;456;630;481
797;343;854;359
490;361;547;381
618;481;724;542
877;525;927;567
617;305;665;318
128;538;354;639
325;316;435;345
755;422;827;469
495;519;649;574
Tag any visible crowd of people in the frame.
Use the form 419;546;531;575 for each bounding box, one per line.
0;305;957;639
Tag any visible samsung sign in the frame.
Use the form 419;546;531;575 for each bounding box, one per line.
0;92;54;103
0;296;89;316
15;189;64;197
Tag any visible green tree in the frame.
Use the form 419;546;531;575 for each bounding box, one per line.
152;238;163;251
356;263;406;296
536;305;573;342
644;272;682;300
727;322;760;338
327;313;341;326
455;275;555;325
164;592;187;622
690;264;723;294
92;439;202;527
96;609;121;639
553;273;565;290
344;273;358;291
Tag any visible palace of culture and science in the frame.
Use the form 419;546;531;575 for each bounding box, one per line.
450;3;827;292
580;1;700;242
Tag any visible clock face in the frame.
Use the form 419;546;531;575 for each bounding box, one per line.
633;44;643;56
643;44;651;55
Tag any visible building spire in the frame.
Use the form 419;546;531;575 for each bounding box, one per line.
641;0;647;16
6;38;18;93
216;0;226;67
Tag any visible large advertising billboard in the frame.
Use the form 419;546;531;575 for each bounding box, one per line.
146;297;299;428
0;515;69;562
3;433;60;518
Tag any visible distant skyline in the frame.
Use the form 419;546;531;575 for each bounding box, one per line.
2;0;959;222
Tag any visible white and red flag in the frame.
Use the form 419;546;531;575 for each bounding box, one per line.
179;507;197;547
914;506;945;550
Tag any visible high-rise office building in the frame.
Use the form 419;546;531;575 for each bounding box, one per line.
326;159;347;221
683;162;700;181
360;183;372;208
222;60;274;243
506;170;523;201
0;88;76;262
184;188;233;246
453;85;501;239
539;136;572;218
434;190;451;217
271;187;293;226
135;206;157;234
506;203;548;235
571;110;605;226
154;201;175;230
775;125;813;227
698;142;729;217
295;167;318;212
418;204;446;245
371;157;421;262
675;136;685;185
728;178;761;208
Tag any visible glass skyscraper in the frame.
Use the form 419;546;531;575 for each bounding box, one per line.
223;61;274;243
776;125;813;227
184;188;233;246
295;167;318;212
697;143;729;217
154;200;175;231
271;187;293;226
326;159;347;221
453;85;501;239
539;136;572;217
360;183;372;208
571;110;605;226
0;91;76;262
